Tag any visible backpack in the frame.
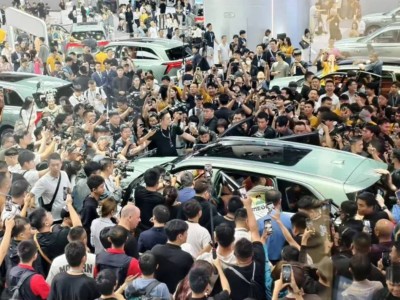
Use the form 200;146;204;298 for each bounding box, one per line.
126;280;161;300
227;262;265;300
9;270;36;300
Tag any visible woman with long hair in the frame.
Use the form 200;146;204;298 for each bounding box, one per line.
280;37;294;64
19;96;37;130
0;55;12;72
163;186;180;220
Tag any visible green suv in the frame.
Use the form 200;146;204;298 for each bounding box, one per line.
104;38;192;81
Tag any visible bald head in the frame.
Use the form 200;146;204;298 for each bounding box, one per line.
374;219;394;239
120;203;138;219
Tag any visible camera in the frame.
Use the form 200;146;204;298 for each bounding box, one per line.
285;104;295;114
330;123;348;136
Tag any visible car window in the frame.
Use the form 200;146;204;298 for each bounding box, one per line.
194;143;312;166
71;30;105;41
165;46;192;61
372;29;400;43
277;179;316;211
136;47;159;60
4;89;23;106
121;46;138;59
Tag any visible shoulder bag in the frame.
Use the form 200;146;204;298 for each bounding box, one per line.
37;175;61;212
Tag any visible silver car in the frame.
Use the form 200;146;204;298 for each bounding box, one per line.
122;137;386;209
362;6;400;35
334;23;400;58
104;38;192;81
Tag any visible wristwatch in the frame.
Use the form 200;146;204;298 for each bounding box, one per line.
381;205;388;211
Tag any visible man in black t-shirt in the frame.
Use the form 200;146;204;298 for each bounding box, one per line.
28;195;82;276
152;220;194;293
48;242;100;300
134;168;165;231
147;110;195;156
223;195;267;300
204;23;218;48
357;192;392;244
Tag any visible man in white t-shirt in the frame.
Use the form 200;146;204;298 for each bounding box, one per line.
218;35;230;71
181;200;211;258
18;149;49;187
46;226;96;284
148;21;158;38
315;79;339;111
31;153;71;222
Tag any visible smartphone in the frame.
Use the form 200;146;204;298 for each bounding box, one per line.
63;187;68;201
204;164;212;179
282;264;292;284
5;195;12;212
252;80;257;89
238;187;247;199
363;220;371;233
266;202;274;214
306;218;314;231
264;219;273;234
382;251;391;268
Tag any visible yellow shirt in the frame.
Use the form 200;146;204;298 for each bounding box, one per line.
140;13;149;23
95;52;108;71
46;55;63;73
200;86;225;103
309;115;319;129
0;29;6;44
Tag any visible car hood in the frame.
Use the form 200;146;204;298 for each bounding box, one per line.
344;158;387;193
18;77;71;89
120;156;177;189
335;38;365;48
362;12;386;20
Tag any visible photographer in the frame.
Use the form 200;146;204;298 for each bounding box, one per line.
84;80;107;114
107;111;122;142
194;126;217;150
116;97;134;122
114;124;146;160
318;111;336;149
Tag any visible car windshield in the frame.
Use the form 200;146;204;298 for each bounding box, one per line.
193;143;312;166
71;30;105;41
165;45;192;61
0;74;36;82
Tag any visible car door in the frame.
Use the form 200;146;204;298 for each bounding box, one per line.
2;88;25;128
368;28;400;57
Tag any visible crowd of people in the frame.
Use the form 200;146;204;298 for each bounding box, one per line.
0;0;400;300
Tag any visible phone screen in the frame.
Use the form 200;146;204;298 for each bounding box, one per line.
238;187;247;199
266;202;274;214
306;218;314;231
282;264;292;284
264;219;273;233
382;251;391;267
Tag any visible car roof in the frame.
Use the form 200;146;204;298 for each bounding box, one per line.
109;38;187;49
186;137;385;187
71;22;104;32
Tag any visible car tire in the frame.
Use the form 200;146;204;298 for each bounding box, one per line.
365;25;380;36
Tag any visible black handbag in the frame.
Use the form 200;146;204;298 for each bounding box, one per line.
299;40;309;49
37;175;61;212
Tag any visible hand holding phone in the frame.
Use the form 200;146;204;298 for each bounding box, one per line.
238;187;247;199
264;219;273;234
282;264;292;284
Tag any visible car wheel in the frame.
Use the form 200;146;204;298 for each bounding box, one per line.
365;25;380;36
